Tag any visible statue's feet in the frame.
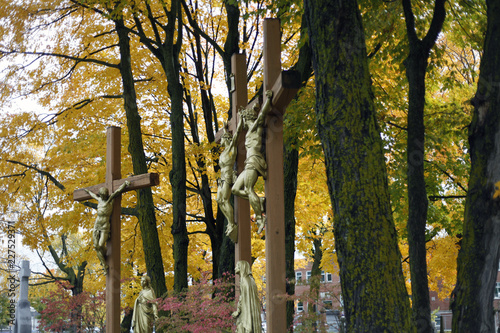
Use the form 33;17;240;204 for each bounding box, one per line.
226;223;238;243
257;216;266;234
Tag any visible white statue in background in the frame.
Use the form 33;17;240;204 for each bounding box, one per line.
232;90;273;234
84;181;129;270
132;275;158;333
232;260;262;333
217;120;244;242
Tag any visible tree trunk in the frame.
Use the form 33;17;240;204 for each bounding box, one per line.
284;142;298;331
402;1;445;331
162;0;189;293
308;238;323;332
284;13;312;330
304;0;414;331
114;17;168;298
452;0;500;331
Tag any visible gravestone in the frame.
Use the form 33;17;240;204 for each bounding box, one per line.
15;260;31;333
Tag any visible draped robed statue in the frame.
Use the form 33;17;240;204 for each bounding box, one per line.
132;275;158;333
232;260;262;333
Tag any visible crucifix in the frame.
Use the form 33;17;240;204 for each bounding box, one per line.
215;18;300;333
73;126;159;333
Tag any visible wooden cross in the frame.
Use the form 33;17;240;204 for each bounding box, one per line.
215;18;300;333
73;126;159;333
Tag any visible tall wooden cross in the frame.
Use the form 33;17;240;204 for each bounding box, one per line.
73;126;159;333
215;18;300;333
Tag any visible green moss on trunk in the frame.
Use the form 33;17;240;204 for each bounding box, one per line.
452;0;500;330
304;0;414;331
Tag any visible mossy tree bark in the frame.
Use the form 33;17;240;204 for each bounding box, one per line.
452;0;500;331
114;16;167;298
304;0;414;331
402;0;445;331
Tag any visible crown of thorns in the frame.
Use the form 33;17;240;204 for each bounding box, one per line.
240;104;259;120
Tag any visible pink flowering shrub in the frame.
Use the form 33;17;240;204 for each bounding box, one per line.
156;274;235;333
38;282;105;333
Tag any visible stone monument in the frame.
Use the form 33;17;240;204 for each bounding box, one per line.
15;260;32;333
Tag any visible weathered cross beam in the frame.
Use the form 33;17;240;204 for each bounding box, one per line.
214;18;300;333
73;126;159;333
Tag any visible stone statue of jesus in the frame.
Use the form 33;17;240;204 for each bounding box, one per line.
84;181;129;270
232;90;273;233
217;120;244;242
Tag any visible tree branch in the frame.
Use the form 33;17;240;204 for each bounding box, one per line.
422;0;447;52
5;160;65;191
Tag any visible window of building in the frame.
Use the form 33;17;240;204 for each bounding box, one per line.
320;271;333;283
431;296;435;301
495;282;500;299
296;271;302;282
297;301;304;312
306;271;311;282
323;300;333;310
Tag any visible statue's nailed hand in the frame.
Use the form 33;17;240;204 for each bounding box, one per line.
124;181;130;187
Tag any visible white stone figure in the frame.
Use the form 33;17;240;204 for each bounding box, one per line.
232;90;273;233
84;181;129;270
132;275;158;333
232;260;262;333
217;120;244;242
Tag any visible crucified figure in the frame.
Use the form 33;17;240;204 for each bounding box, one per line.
217;120;244;242
85;181;129;270
232;90;273;234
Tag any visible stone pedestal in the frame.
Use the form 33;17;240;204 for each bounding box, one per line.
15;260;31;333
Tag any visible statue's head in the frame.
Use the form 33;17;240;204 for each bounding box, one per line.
141;275;151;288
99;187;109;199
240;104;258;123
221;131;232;146
235;260;251;277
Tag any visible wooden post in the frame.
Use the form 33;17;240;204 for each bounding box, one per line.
213;19;299;333
73;127;160;333
105;126;121;333
232;53;252;267
263;18;287;333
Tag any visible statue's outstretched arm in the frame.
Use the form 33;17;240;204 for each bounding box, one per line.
229;116;245;150
108;181;130;202
256;90;273;125
84;189;100;201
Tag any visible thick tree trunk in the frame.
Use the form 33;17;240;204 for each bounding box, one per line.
405;49;432;333
304;0;414;331
115;18;167;298
452;1;500;331
402;1;445;331
163;1;189;292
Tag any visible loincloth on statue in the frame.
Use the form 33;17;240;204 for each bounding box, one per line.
244;154;267;179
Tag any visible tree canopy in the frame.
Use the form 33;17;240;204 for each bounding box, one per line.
0;0;494;330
